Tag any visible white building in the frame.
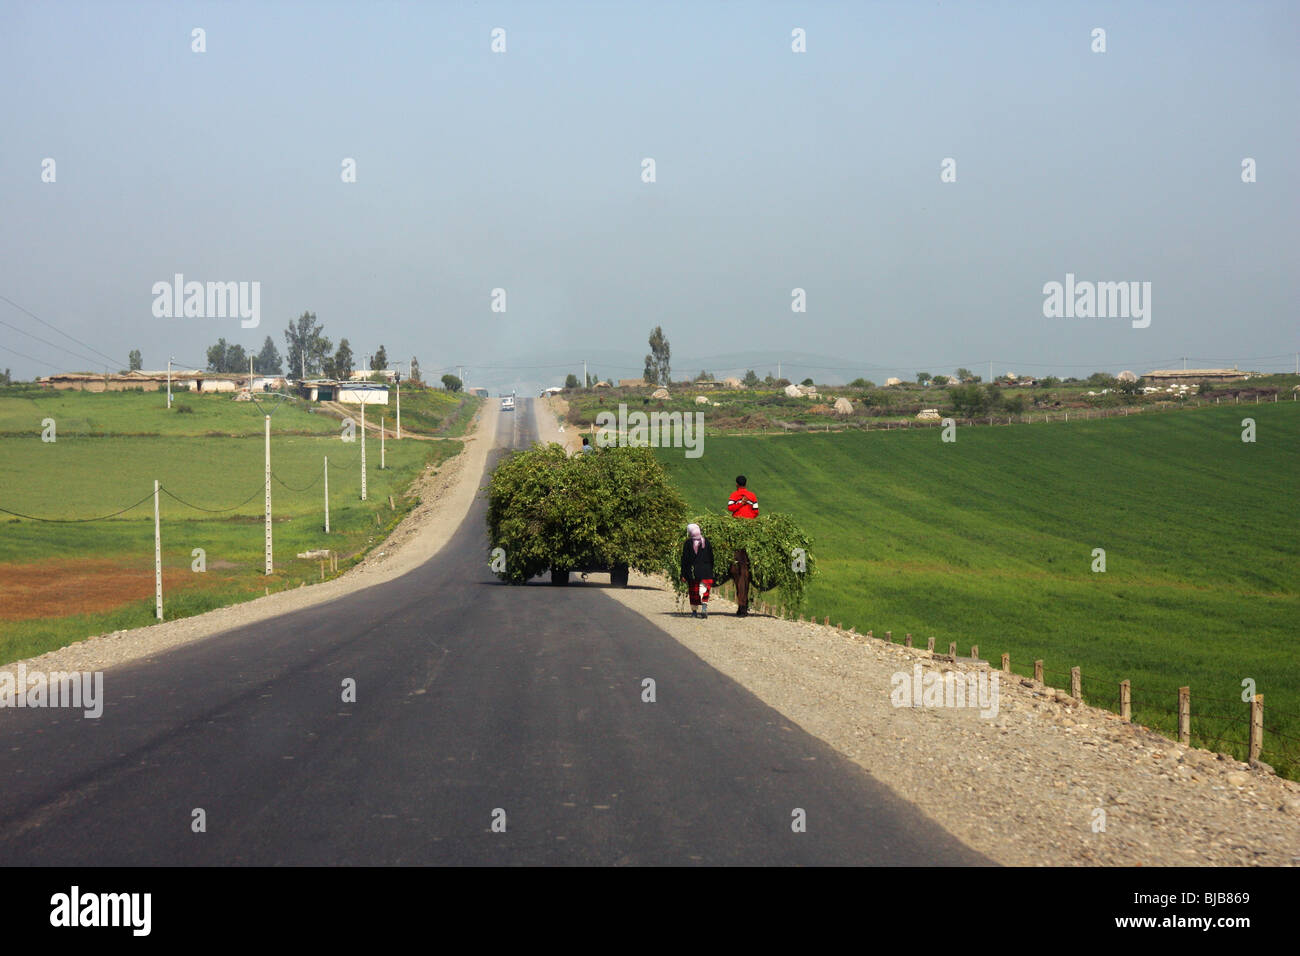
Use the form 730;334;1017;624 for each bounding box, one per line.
337;382;389;405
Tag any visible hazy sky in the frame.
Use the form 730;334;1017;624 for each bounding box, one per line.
2;0;1296;393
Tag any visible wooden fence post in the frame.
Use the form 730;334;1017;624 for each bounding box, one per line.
1001;653;1010;673
1120;680;1130;721
1070;666;1081;700
885;630;892;644
1178;686;1191;745
904;633;912;647
1033;660;1044;683
948;642;957;659
970;644;979;660
866;629;873;640
1249;694;1264;762
927;636;935;652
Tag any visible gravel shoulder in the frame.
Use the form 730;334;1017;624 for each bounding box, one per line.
533;399;1300;867
2;403;500;680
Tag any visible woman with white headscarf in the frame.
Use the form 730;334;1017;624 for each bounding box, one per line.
679;522;716;618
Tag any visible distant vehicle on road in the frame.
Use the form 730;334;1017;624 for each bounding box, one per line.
501;395;515;411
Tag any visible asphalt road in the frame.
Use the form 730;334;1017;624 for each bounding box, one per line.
0;398;989;866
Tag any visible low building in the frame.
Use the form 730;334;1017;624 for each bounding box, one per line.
1144;368;1246;383
337;382;389;405
349;369;399;383
38;370;259;393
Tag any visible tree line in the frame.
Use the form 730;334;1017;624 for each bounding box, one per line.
175;311;422;384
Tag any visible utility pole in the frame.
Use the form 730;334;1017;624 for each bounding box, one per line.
392;360;403;439
167;357;173;408
989;360;993;383
360;396;368;501
583;359;587;388
323;456;330;533
381;415;386;470
153;479;163;620
264;414;272;575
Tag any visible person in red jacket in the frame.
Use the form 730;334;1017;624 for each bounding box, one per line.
727;476;757;616
727;475;759;519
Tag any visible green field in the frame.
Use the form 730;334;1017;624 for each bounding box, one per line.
0;388;465;662
656;403;1300;775
0;385;340;437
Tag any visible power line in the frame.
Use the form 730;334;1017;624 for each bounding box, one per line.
0;316;113;371
0;295;124;368
158;484;264;513
0;490;156;523
0;342;69;371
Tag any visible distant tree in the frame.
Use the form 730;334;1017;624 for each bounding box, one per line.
800;377;814;386
1115;376;1142;397
565;373;580;389
1004;393;1027;414
645;326;671;385
128;349;143;371
254;336;283;375
327;339;355;379
1086;371;1115;387
932;375;949;386
695;370;715;382
441;373;463;392
763;373;776;386
1040;376;1061;388
774;378;791;388
848;377;874;388
0;368;10;385
743;369;761;387
371;345;388;371
955;368;974;383
284;312;331;379
586;371;598;387
206;338;229;373
410;357;422;384
226;343;248;374
1197;381;1212;396
916;372;932;385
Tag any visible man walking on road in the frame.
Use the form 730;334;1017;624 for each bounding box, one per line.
727;475;757;616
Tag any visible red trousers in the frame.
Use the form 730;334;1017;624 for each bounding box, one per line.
688;580;713;606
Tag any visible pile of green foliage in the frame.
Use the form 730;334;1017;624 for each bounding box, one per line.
661;512;816;609
486;443;687;583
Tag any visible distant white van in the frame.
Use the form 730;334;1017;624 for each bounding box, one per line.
501;395;515;411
